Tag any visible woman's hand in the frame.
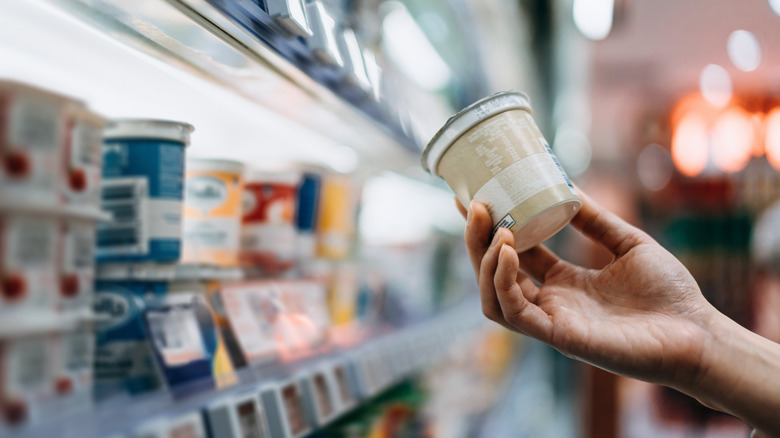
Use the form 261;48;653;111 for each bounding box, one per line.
460;191;720;388
460;189;780;436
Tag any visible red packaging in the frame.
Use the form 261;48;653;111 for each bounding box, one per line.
241;171;300;273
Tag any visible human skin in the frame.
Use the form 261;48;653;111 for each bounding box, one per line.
458;191;780;437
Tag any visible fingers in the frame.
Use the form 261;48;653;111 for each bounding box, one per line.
570;188;649;256
478;228;515;330
516;244;562;283
454;197;468;218
464;201;493;278
494;245;553;341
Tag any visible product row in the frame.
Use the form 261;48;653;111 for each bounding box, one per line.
0;79;361;323
9;300;483;438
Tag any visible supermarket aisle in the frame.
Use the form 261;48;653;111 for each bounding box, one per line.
475;341;578;438
3;0;780;437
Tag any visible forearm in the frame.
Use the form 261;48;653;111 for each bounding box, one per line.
676;313;780;435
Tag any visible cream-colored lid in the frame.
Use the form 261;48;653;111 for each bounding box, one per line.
421;91;532;177
186;157;245;174
246;169;302;185
104;119;194;146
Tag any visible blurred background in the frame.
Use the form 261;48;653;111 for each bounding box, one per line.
1;0;779;437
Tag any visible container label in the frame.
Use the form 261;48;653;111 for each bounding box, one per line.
185;176;228;215
146;308;206;366
97;178;149;255
473;152;568;225
493;213;517;234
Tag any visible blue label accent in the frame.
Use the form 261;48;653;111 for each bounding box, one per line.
102;139;185;199
94;281;168;342
97;239;181;263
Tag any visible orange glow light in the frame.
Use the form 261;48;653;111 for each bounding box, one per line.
711;107;754;173
672;112;709;176
765;108;780;170
752;113;766;156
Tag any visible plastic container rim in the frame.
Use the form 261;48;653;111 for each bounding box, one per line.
421;90;532;177
187;157;245;173
104;119;195;146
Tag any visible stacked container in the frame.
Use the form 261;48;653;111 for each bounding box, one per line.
0;80;103;430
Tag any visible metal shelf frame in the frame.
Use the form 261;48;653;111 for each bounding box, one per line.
9;297;484;438
44;0;422;174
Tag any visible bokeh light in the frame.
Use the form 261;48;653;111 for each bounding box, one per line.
637;143;674;191
765;108;780;169
711;107;754;173
572;0;614;41
553;126;592;178
672;112;709;177
699;64;732;108
769;0;780;16
727;30;761;72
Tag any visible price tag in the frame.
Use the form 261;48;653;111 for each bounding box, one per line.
146;306;205;366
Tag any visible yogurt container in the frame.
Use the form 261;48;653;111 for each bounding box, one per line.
422;91;581;252
62;104;105;210
93;281;167;398
59;218;96;313
0;81;70;206
0;333;53;430
181;159;244;267
98;119;193;263
241;170;300;273
0;213;59;315
50;327;95;418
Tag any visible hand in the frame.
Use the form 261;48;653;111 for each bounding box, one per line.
459;190;720;388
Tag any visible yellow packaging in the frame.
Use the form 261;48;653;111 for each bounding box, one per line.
182;159;244;266
316;175;356;260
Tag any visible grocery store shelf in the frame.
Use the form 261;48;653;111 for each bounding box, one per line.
10;296;484;438
0;198;111;222
0;308;94;337
43;0;422;175
96;263;244;281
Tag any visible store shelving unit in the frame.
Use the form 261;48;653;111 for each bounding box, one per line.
0;0;474;437
11;297;484;438
44;0;424;175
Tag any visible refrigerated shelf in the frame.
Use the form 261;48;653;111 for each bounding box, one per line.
9;297;484;438
41;0;422;175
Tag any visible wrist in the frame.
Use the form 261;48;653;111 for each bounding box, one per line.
675;310;780;435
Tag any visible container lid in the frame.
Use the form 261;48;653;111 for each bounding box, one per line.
421;91;532;176
246;169;302;185
104;119;195;145
186;157;245;173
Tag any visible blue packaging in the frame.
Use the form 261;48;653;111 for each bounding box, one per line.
296;171;321;234
93;280;168;399
98;119;193;263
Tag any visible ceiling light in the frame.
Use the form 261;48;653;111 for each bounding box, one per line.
381;2;451;90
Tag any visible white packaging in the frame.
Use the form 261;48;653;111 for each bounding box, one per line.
0;213;59;314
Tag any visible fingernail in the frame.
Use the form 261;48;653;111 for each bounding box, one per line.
491;229;502;247
467;200;476;223
498;244;512;264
